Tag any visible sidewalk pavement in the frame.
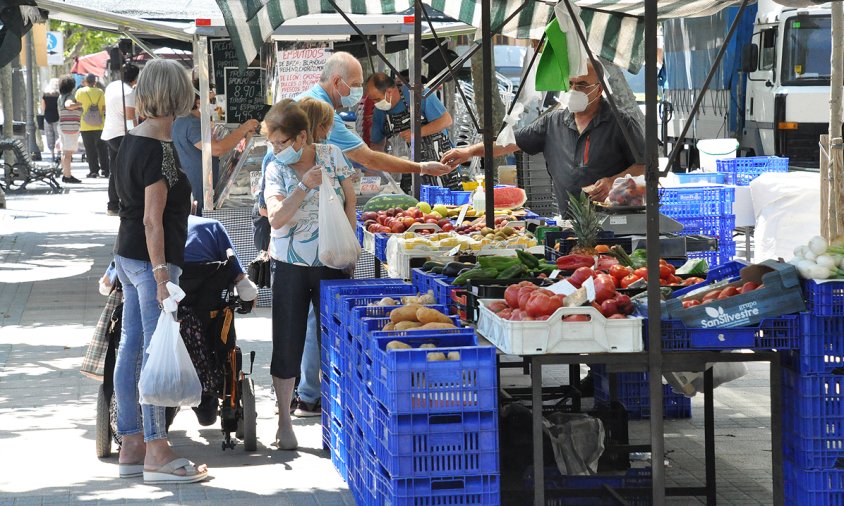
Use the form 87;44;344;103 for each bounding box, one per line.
0;161;353;505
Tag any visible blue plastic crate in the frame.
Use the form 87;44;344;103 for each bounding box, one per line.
673;214;736;239
321;324;345;374
412;268;453;295
321;404;332;452
347;426;378;504
671;260;748;298
374;233;390;262
592;366;691;420
524;467;652;506
337;291;418;327
783;459;844;505
370;403;499;478
803;280;844;317
716;156;789;186
350;304;454;341
369;333;496;415
432;278;457;309
655;316;800;350
373;464;501;506
356;222;365;245
329;414;348;482
786;313;844;374
674;172;726;184
659;186;735;218
321;279;410;322
451;191;472;206
686;241;737;268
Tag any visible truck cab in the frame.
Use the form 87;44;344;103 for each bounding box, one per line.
742;6;833;169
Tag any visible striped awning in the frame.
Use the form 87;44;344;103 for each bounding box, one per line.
216;0;744;74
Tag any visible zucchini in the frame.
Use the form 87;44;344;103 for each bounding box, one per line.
422;261;446;273
443;261;473;277
453;268;498;285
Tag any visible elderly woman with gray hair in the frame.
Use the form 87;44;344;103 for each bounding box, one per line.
111;59;207;484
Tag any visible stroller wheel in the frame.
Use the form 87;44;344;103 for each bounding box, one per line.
241;378;257;451
96;384;113;458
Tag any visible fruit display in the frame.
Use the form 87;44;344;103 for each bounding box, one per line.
566;192;606;255
361;206;455;234
605;175;645;207
789;235;844;279
396;230;538;252
362;193;419;212
492;186;528;209
680;282;760;308
381;305;458;331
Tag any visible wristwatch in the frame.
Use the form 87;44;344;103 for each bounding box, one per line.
297;181;310;193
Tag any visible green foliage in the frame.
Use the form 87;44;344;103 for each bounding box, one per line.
49;20;118;62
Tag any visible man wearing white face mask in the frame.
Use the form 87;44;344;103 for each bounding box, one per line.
441;61;644;214
296;52;452;181
365;72;458;192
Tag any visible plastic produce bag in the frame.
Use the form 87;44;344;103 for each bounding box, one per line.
138;282;202;407
606;175;646;207
545;413;605;475
318;166;361;270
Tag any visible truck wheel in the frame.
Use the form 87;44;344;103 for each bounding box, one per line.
96;385;112;458
241;378;257;451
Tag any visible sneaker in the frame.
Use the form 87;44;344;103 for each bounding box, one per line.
293;398;321;417
62;176;81;184
86;172;98;178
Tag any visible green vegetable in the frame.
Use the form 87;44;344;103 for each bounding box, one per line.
477;256;520;273
516;249;540;269
630;249;648;269
453;268;498;285
442;261;472;277
675;258;709;277
362;194;419;212
497;264;529;279
534;263;558;275
607;245;634;268
421;261;445;272
431;266;444;274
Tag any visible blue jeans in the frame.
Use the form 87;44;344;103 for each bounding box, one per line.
113;254;182;442
297;304;320;404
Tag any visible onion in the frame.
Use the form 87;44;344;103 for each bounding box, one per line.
817;255;838;269
797;260;817;279
794;245;809;258
809;236;829;256
810;265;832;280
804;251;818;262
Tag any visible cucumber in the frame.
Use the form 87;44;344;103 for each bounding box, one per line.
363;194;419;212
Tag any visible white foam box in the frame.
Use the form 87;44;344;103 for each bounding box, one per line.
476;300;644;355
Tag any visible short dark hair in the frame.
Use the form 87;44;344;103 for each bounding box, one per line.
122;63;140;84
58;75;76;95
366;72;395;93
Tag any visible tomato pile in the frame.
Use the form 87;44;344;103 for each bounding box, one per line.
362;207;454;234
680;282;761;308
608;260;705;289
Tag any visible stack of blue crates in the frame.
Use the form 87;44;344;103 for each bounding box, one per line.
321;278;500;505
411;268;457;310
780;280;844;504
591;365;691;420
716;156;788;186
659;185;736;266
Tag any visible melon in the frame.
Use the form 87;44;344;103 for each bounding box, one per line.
493;186;527;209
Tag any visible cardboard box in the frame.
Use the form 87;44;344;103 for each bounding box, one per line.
665;260;805;328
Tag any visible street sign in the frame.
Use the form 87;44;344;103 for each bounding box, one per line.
46;31;63;66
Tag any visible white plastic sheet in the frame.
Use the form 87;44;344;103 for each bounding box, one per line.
751;172;821;261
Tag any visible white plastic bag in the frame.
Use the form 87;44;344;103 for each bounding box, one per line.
138;282;202;407
318;166;361;270
606;174;646;207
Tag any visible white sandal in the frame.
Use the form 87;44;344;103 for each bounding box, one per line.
143;458;207;484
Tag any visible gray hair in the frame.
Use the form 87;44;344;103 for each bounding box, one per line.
319;51;360;83
134;59;194;119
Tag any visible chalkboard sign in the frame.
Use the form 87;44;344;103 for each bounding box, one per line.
224;67;266;124
210;39;238;94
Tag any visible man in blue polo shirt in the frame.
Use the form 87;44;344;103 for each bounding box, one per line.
365;71;459;192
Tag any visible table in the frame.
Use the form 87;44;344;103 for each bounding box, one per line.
523;350;783;506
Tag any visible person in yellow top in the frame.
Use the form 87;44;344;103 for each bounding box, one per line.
75;73;109;179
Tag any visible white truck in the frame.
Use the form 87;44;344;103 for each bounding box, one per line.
662;0;834;169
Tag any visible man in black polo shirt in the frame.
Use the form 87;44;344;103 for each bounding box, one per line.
441;61;644;215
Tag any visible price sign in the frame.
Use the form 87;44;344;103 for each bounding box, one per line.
210;39;239;94
224;67;266;124
359;176;381;194
275;46;330;100
456;204;469;225
549;279;577;296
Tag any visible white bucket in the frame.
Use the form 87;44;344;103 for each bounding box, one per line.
697;138;738;172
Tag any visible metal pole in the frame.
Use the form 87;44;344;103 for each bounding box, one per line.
704;367;716;505
482;0;495;228
376;35;386;73
194;35;213;212
644;0;665;504
410;0;424;199
530;357;544;506
23;31;37;157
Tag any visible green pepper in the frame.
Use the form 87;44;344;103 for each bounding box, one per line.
497;264;529;279
477;256;520;273
453;267;499;285
516;249;540;269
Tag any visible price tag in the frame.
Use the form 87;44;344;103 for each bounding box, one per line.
609;215;628;225
583;276;596;301
549;279;577;296
549;269;561;279
360;176;381;194
456;204;469;225
448;245;461;256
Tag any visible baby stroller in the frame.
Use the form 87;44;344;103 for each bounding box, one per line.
95;250;257;457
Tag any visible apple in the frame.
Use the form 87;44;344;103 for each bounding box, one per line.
441;223;454;232
401;217;416;228
361;211;378;221
390;221;406;233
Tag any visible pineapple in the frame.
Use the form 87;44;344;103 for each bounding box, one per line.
567;192;606;255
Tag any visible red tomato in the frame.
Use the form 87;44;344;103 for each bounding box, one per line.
600;299;618;318
526;292;563;317
487;300;509;313
659;264;673;280
702;290;722;302
669;275;683;285
510;309;524;321
620;274;641;289
609;264;632;280
498;308;513;320
551;294;566;307
682;300;699;309
719;286;740;299
683;277;705;286
570;267;596;288
633;267;649;280
518;286;539;309
740;282;759;294
593;274;617;303
504;285;521;308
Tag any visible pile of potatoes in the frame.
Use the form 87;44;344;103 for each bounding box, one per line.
385;341;461;362
381;305;457;331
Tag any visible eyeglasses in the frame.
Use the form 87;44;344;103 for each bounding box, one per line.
268;136;292;152
568;81;600;92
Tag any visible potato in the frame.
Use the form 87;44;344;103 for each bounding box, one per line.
447;351;461;361
395;321;423;331
426;352;447;361
386;340;412;350
376;297;398;306
416;307;452;325
382;322;396;331
390;305;422;323
418;322;456;330
419;343;438;349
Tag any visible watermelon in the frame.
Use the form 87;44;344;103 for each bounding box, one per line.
493;186;527;209
362;193;419;212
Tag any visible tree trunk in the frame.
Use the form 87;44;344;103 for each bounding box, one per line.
828;1;844;239
471;46;506;182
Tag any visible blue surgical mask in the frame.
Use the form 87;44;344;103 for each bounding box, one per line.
274;144;302;165
340;78;363;108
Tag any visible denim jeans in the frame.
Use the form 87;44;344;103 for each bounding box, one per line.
296;304;320;404
113;254;182;442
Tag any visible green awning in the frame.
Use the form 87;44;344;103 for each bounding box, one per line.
216;0;745;74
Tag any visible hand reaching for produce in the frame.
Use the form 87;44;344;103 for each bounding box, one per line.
420;161;452;176
584;177;613;202
301;165;322;190
440;147;472;168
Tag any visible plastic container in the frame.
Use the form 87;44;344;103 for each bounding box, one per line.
670;260;748;298
686;241;737;270
329;414;348;481
451;191;472;206
716;156;789;185
674;171;726;184
803;279;844;317
373;465;501;506
321;279;411;322
786;312;844;374
432;277;457;309
782;460;844;506
369;333;496;415
371;404;499;478
472;187;486;211
477;301;644;355
697;138;738;171
659;185;735;218
673;214;736;239
592;366;692;420
655;316;799;350
411;268;453;295
349;304;454;341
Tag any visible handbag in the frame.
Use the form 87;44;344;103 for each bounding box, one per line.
248;251;272;289
81;289;122;380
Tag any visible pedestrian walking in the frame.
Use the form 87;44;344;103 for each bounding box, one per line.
57;75;82;184
76;73;109;179
41;77;60;162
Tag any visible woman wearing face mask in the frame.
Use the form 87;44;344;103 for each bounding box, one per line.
364;72;459;192
440;61;644;214
263;99;356;449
